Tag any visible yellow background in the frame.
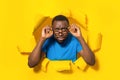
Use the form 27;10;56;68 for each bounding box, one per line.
0;0;120;80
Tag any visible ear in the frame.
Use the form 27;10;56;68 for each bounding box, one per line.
67;26;70;32
67;28;70;33
52;27;53;31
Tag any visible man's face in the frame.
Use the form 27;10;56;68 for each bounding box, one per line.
52;20;69;43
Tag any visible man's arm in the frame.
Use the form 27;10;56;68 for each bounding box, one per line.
69;24;95;66
28;37;46;68
28;26;53;68
77;36;95;65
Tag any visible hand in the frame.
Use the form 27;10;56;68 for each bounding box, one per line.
41;26;53;39
69;24;82;38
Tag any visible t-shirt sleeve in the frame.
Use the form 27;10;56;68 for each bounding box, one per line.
42;39;49;53
76;39;83;53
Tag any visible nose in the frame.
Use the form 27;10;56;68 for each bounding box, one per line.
58;30;62;36
59;29;62;32
59;33;62;36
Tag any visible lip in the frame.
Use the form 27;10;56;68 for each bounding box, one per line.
57;37;64;40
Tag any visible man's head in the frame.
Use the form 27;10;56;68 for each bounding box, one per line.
52;15;69;43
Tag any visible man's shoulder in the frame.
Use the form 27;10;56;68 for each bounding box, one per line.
44;35;54;44
69;33;78;41
46;35;54;40
67;33;79;44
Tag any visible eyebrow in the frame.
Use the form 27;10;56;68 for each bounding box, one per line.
53;25;68;28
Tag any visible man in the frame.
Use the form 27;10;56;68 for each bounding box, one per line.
28;15;95;68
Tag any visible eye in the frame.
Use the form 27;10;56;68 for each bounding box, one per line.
55;28;59;31
61;28;65;31
62;28;68;31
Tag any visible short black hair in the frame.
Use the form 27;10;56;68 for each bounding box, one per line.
52;15;69;25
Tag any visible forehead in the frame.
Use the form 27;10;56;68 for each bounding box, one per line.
52;21;68;28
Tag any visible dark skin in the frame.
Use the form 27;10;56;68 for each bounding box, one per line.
52;21;69;43
28;20;95;68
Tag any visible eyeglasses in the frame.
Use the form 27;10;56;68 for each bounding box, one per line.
53;27;69;32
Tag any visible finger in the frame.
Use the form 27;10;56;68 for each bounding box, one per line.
73;24;78;32
42;27;46;33
45;26;52;33
76;24;81;30
72;24;80;32
42;27;47;37
50;30;53;35
69;24;75;32
42;26;49;35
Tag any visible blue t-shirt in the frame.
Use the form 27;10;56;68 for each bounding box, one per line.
42;33;82;62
